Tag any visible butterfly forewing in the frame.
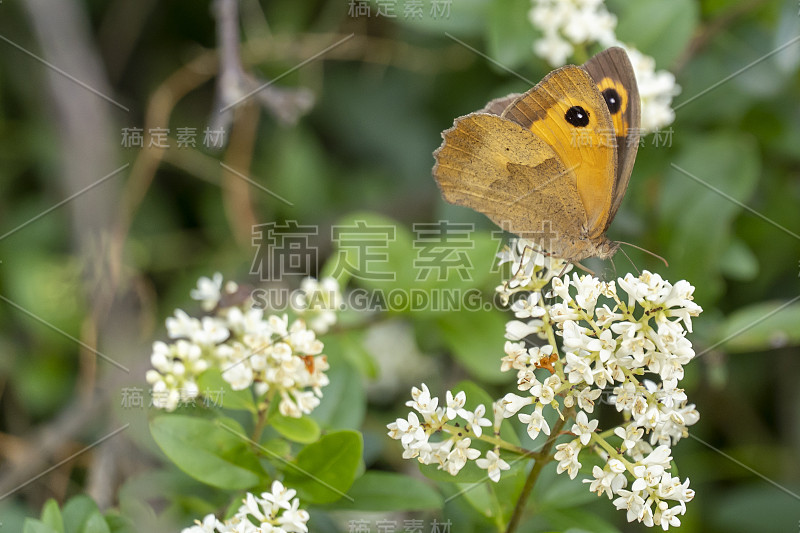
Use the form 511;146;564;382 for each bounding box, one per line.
501;66;617;238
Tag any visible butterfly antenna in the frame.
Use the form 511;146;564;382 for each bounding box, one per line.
617;246;640;276
617;241;669;268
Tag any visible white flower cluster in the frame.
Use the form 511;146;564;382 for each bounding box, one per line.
181;481;309;533
528;0;680;132
617;44;681;133
388;241;702;529
529;0;616;67
146;274;341;416
498;241;701;528
290;276;343;335
387;385;510;482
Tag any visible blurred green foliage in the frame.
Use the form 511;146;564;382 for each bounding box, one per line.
1;0;799;531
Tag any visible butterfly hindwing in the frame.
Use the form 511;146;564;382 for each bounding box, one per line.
583;46;641;226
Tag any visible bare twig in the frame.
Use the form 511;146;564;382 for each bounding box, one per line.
210;0;314;137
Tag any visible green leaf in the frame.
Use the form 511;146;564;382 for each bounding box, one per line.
62;496;99;533
329;212;417;300
658;133;759;303
610;0;699;67
309;355;366;431
196;369;256;413
270;413;321;444
23;520;60;533
149;415;264;489
283;430;363;503
323;329;378;379
458;465;526;521
436;308;511;384
486;0;538;70
541;507;622;533
102;512;135;533
80;513;110;533
715;300;800;353
40;499;64;533
326;471;443;511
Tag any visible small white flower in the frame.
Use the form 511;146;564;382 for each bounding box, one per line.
476;450;511;482
500;392;534;417
613;488;648;524
571;410;598;446
190;272;224;311
615;44;681;133
511;292;546;318
181;513;221;533
407;383;438;416
278;497;310;532
529;0;616;67
574;386;603;413
614;423;644;451
459;404;492;438
445;438;481;475
518;404;550;440
554;439;582;479
584;463;627;499
505;319;544;340
222;360;254;391
445;390;466;419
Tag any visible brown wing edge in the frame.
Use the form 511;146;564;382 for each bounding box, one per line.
583;46;641;227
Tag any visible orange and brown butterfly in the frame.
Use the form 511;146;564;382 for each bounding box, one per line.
432;47;641;263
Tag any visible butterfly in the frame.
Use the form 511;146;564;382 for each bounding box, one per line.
432;47;640;263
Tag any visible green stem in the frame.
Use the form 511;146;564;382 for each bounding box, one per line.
251;390;275;442
504;415;568;533
441;424;543;460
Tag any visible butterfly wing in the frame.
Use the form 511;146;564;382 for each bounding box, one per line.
433;113;589;257
583;46;641;226
501;65;617;240
478;93;523;116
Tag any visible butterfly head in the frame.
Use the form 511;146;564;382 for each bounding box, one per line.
593;238;620;260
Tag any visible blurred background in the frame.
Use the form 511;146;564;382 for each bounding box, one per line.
0;0;799;531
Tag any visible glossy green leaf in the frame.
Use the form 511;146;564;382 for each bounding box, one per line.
310;355;366;431
437;308;511;384
196;369;256;413
541;507;622;533
23;520;60;533
149;415;264;489
715;300;800;353
62;496;99;533
270;412;321;444
658;133;759;303
80;513;110;533
283;430;363;503
328;471;443;511
40;499;64;533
